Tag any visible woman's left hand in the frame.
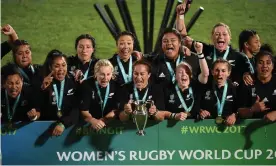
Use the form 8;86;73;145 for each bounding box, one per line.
225;113;236;126
175;112;187;121
52;124;65;136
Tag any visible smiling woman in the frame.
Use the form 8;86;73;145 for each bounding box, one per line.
118;59;166;122
176;4;249;86
238;51;276;121
109;31;138;86
37;49;78;136
199;58;238;126
150;28;189;88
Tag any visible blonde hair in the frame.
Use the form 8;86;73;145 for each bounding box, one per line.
94;59;116;79
211;22;232;38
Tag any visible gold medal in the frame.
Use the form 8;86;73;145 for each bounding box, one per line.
215;116;224;124
57;111;62;118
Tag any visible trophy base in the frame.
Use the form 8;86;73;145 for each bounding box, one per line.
136;130;146;136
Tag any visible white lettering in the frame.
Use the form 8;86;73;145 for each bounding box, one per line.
222;150;231;159
179;150;193;160
193;150;204;160
71;151;82;161
148;150;158;160
130;151;138;160
83;151;95;161
118;151;126;161
234;149;243;159
166;150;175;160
57;152;71;161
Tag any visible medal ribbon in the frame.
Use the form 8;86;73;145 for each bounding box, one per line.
214;82;228;116
53;79;65;111
116;55;132;83
134;87;149;102
213;46;230;62
95;81;110;116
5;90;21;121
175;85;194;112
18;65;35;82
165;55;182;83
82;60;92;81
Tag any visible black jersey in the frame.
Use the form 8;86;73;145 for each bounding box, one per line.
117;82;165;111
79;78;119;119
164;80;203;118
200;79;238;118
37;76;78;127
1;85;39;123
191;42;247;85
238;75;276;118
109;54;138;86
151;53;197;88
67;55;98;80
1;41;11;59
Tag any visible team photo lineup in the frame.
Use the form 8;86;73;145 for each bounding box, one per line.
1;0;276;137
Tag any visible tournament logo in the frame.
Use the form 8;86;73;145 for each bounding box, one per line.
52;91;56;105
205;90;211;100
169;94;175;103
114;66;119;75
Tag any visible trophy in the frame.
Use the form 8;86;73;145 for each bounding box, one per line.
132;100;153;136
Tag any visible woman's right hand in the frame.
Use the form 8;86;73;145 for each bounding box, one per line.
194;41;203;54
199;109;211;119
124;102;133;115
41;71;54;90
89;118;106;131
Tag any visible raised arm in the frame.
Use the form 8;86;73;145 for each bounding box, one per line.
176;1;194;49
194;42;209;84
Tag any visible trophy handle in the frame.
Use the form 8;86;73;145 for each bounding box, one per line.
146;100;154;109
